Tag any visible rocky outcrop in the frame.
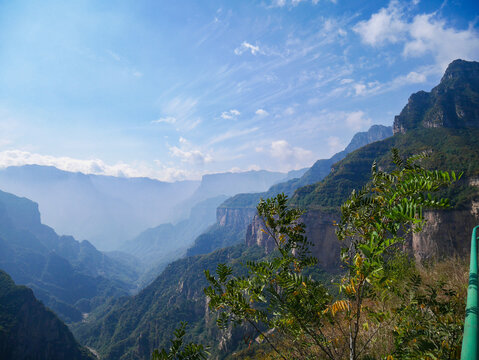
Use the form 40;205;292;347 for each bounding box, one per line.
246;210;341;270
393;59;479;134
216;207;257;229
186;207;258;257
246;202;479;267
411;202;479;261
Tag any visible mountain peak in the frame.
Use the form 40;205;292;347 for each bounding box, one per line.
393;59;479;134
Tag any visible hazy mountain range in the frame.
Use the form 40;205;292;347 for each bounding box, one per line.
1;59;478;360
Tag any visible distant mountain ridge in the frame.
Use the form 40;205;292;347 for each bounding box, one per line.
183;124;392;257
121;195;229;286
0;269;95;360
219;124;392;210
0;189;137;322
0;165;200;250
0;166;301;250
170;168;307;221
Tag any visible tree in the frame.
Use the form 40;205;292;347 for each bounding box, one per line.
151;322;208;360
204;149;460;359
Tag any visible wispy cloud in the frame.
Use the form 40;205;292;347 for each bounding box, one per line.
220;109;241;120
345;111;372;131
0;150;158;179
168;137;213;166
159;96;201;130
255;109;269;116
353;1;407;46
234;41;261;55
151;116;177;124
209;127;259;145
269;0;331;8
169;146;212;165
256;140;314;171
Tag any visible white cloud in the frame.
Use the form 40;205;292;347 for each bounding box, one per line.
169;146;213;165
234;41;261;55
257;140;314;171
284;107;295;116
353;83;367;96
270;0;328;7
255;109;269;116
340;78;354;84
0;149;183;180
354;1;479;71
220;109;241;120
160;97;201;130
168;137;213;166
403;14;479;70
151;116;177;124
353;1;407;46
392;70;427;86
106;50;121;61
345;111;372;131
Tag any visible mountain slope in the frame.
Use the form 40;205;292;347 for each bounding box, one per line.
74;58;479;360
393;59;479;133
219;124;392;210
292;59;479;211
184;125;392;257
0;189;137;322
73;245;267;360
0;269;95;360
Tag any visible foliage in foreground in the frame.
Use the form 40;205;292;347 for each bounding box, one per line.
151;322;208;360
203;150;463;360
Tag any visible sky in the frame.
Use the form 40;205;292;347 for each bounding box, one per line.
0;0;478;181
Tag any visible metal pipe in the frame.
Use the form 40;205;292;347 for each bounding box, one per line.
461;225;479;359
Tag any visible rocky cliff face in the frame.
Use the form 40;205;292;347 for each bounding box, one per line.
410;205;479;261
216;207;257;229
246;202;479;267
394;59;479;134
186;207;258;256
246;210;341;270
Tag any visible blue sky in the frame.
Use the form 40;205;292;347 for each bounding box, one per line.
0;0;478;181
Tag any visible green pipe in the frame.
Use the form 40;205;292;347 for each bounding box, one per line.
461;225;479;359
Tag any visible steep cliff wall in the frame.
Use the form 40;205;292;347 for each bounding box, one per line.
186;207;258;256
216;207;257;229
246;210;341;270
411;201;479;261
246;201;479;267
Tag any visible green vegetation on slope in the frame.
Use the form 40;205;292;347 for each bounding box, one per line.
290;128;479;210
73;245;268;360
219;125;392;210
0;269;95;360
0;189;137;322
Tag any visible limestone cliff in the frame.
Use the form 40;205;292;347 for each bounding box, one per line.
186;207;258;256
246;201;479;266
246;210;341;270
216;207;257;229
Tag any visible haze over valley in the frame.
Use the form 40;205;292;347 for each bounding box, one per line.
0;1;478;359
